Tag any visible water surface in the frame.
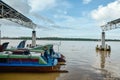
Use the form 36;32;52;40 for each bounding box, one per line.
0;40;120;80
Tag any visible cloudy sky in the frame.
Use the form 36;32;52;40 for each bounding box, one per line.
1;0;120;39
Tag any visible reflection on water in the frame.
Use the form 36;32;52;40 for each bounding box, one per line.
96;50;111;68
95;49;120;80
0;73;60;80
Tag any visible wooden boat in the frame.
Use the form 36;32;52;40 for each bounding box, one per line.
0;41;67;72
0;46;67;73
5;40;66;65
0;49;66;72
29;45;66;65
0;42;9;52
0;66;61;72
5;40;26;51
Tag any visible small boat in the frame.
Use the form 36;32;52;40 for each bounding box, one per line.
0;49;66;72
5;40;26;51
0;41;67;72
5;40;66;65
0;42;9;52
29;45;66;65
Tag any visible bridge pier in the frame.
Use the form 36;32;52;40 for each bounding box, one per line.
0;24;1;45
31;30;36;47
101;31;105;50
96;31;111;51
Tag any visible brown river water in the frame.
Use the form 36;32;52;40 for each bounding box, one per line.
0;40;120;80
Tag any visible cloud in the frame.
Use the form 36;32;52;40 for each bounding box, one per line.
55;18;99;38
1;0;99;38
91;0;120;25
53;13;96;30
28;0;56;12
52;12;101;38
2;0;57;14
83;0;92;4
1;0;72;30
58;0;72;9
28;0;72;12
28;0;72;29
2;0;31;15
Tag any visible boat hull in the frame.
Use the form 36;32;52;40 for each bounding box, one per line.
57;58;66;65
0;65;61;72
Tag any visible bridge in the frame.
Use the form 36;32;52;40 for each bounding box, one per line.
97;18;120;51
101;18;120;31
0;0;36;47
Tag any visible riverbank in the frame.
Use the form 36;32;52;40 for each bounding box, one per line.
1;37;120;41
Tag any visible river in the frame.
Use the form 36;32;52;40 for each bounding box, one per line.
0;40;120;80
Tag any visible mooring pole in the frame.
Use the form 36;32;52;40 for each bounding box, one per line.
101;31;105;49
0;24;1;45
32;30;36;47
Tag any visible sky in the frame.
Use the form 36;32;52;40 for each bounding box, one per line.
0;0;120;39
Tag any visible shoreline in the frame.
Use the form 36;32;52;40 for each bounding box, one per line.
1;37;120;42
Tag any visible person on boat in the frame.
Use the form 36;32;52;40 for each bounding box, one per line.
43;46;49;62
49;45;55;57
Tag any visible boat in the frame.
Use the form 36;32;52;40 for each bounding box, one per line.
0;49;67;72
30;45;66;65
5;40;26;51
29;44;66;65
0;42;9;52
5;40;66;65
53;52;66;65
0;41;67;72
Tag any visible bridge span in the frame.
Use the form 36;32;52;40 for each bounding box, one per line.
0;0;36;47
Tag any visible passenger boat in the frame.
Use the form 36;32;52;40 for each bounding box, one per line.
0;41;67;72
6;40;66;65
29;44;66;65
0;42;9;52
30;45;66;65
0;49;64;72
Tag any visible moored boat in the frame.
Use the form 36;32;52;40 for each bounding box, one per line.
6;41;66;65
0;49;66;72
0;41;67;72
0;42;9;52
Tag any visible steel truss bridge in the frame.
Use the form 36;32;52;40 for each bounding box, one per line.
0;0;37;47
0;0;36;29
101;18;120;31
99;18;120;51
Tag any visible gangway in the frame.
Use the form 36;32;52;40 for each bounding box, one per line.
0;0;36;47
